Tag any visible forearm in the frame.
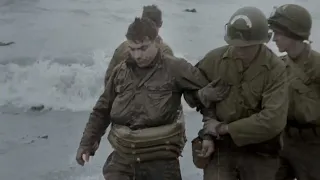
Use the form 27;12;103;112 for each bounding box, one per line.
80;96;112;147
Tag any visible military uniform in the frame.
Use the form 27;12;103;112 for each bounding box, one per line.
104;36;173;86
269;4;320;180
195;7;288;180
78;51;217;180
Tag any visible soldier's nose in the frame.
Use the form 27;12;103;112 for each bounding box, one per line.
131;51;140;59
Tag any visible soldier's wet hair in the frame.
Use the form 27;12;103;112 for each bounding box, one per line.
126;17;158;42
142;5;162;27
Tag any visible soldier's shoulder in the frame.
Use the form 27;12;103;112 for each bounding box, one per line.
160;41;174;55
203;45;229;59
162;54;186;65
310;49;320;63
196;45;229;68
115;60;128;70
160;41;172;49
117;40;129;48
162;54;197;74
113;41;129;55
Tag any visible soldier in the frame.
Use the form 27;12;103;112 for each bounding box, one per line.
268;4;320;180
192;6;288;180
104;5;173;86
75;17;229;180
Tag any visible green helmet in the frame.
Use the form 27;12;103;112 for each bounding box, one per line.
224;6;269;47
268;4;312;40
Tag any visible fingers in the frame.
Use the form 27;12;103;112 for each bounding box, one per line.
215;86;231;101
197;140;215;158
196;146;208;158
203;145;214;157
76;149;90;166
76;153;85;166
82;153;90;162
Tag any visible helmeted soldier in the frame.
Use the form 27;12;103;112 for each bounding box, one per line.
191;6;288;180
268;4;320;180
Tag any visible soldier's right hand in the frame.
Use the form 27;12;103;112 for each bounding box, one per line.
197;139;215;158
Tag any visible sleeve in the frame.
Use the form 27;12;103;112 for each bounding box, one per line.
79;67;118;149
228;62;288;146
171;58;219;138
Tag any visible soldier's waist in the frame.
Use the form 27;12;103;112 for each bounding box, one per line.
111;114;180;130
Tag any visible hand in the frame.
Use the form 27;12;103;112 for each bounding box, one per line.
197;78;231;107
76;141;99;166
216;123;229;135
76;147;91;166
196;139;214;158
203;119;221;137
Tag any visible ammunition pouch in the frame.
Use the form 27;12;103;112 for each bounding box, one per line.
107;111;186;162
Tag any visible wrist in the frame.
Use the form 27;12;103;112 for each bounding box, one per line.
216;123;229;135
203;134;214;141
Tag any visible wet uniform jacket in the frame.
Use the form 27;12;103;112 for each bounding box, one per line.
80;51;214;162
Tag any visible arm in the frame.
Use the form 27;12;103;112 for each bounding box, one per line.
228;63;288;146
79;67;118;150
104;42;128;87
171;58;221;139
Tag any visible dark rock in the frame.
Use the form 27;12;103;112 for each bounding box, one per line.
38;135;49;139
184;8;197;13
26;140;35;144
30;104;45;111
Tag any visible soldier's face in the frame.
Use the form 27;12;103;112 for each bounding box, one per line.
272;31;295;52
232;45;260;60
128;38;158;67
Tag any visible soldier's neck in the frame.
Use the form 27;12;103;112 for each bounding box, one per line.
287;41;306;61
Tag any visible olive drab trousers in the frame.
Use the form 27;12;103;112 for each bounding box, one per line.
103;151;182;180
276;127;320;180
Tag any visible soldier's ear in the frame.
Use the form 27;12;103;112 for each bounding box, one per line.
158;20;163;28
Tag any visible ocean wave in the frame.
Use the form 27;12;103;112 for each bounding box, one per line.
0;49;195;112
